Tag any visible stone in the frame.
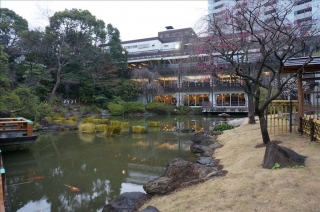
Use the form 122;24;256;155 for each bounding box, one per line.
102;192;146;212
209;142;223;150
143;158;221;195
190;132;209;144
263;142;307;169
140;206;160;212
197;157;215;167
190;144;214;157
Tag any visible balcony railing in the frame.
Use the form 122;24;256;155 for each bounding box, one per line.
202;101;248;112
161;82;243;92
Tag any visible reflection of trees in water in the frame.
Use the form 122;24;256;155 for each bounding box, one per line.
7;116;231;211
78;132;95;143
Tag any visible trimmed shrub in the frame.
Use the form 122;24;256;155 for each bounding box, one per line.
121;122;129;128
146;102;165;110
108;103;124;116
53;120;62;125
132;126;147;133
81;117;95;124
213;123;234;131
95;124;107;131
148;121;160;127
92;119;102;124
60;118;66;123
65;120;76;125
100;119;109;124
102;125;122;137
120;101;145;114
68;116;78;121
79;123;96;134
44;116;52;122
110;120;121;126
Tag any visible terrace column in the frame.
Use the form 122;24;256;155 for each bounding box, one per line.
298;72;303;130
212;93;216;107
245;94;248;107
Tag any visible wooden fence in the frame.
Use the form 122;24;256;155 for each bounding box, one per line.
268;100;298;134
300;117;320;142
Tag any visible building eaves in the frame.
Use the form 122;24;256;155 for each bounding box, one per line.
121;37;160;44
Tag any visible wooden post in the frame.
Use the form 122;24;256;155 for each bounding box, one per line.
27;120;34;136
310;118;315;141
298;72;304;132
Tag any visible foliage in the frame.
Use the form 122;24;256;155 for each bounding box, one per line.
120;101;145;114
120;79;141;99
107;103;124;116
110;120;121;126
78;123;96;134
53;120;62;125
95;124;107;131
213;123;234;131
0;89;20;113
132;126;147;133
272;163;281;170
121;122;129;128
13;86;40;120
65;120;76;125
146;102;165;109
102;125;122;137
37;103;53;121
149;122;160;127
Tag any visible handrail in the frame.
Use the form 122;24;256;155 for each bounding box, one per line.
0;117;34;136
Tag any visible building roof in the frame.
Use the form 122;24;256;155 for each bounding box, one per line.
283;56;320;73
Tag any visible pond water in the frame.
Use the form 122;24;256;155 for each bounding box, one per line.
2;115;244;212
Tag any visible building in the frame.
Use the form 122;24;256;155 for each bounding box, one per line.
121;27;249;113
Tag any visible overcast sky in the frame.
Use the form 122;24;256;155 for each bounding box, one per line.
1;1;208;41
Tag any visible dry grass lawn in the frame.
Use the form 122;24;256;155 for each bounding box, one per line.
140;119;320;212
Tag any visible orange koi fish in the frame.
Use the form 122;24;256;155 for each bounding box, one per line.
64;184;80;192
27;176;44;181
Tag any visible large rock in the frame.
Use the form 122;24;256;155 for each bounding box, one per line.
197;157;215;167
102;192;146;212
139;206;160;212
263;142;307;169
190;144;214;157
190;132;212;145
143;158;221;195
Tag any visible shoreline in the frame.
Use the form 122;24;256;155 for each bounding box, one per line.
139;119;320;212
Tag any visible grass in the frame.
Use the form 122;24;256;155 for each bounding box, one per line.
140;118;320;212
148;121;161;127
132;126;147;133
78;123;96;134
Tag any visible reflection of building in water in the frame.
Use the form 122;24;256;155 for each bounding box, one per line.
126;163;166;184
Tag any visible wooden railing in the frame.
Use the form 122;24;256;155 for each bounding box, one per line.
268;100;298;134
0;117;34;136
300;117;320;142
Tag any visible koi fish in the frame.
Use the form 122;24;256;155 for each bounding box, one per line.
26;176;44;181
64;184;80;192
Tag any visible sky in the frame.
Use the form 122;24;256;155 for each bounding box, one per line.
1;0;208;41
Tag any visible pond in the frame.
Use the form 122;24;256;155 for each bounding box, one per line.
2;115;244;212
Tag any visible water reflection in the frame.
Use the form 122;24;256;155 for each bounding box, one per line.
3;115;243;212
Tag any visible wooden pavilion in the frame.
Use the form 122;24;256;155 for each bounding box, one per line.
283;56;320;132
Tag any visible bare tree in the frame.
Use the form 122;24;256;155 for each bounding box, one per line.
131;68;163;103
196;0;320;144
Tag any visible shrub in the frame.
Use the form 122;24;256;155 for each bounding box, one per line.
121;122;129;128
132;126;147;133
60;118;66;123
213;123;234;131
120;101;145;114
102;125;122;137
100;119;109;124
92;119;102;124
68;116;78;121
95;124;107;131
146;102;165;110
53;120;62;125
44;116;52;122
110;120;121;126
108;103;124;116
81;117;95;124
37;103;53;121
65;120;76;125
78;123;96;134
149;121;160;127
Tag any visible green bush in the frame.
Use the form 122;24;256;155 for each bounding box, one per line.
108;103;124;116
120;101;145;114
213;123;234;131
132;126;147;133
146;102;165;110
102;125;122;137
149;121;160;127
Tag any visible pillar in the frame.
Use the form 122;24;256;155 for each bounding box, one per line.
298;72;303;130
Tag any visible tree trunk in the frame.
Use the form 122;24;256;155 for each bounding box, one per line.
248;94;256;124
257;110;270;144
50;65;62;101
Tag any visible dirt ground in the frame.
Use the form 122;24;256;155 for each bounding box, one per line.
139;118;320;212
